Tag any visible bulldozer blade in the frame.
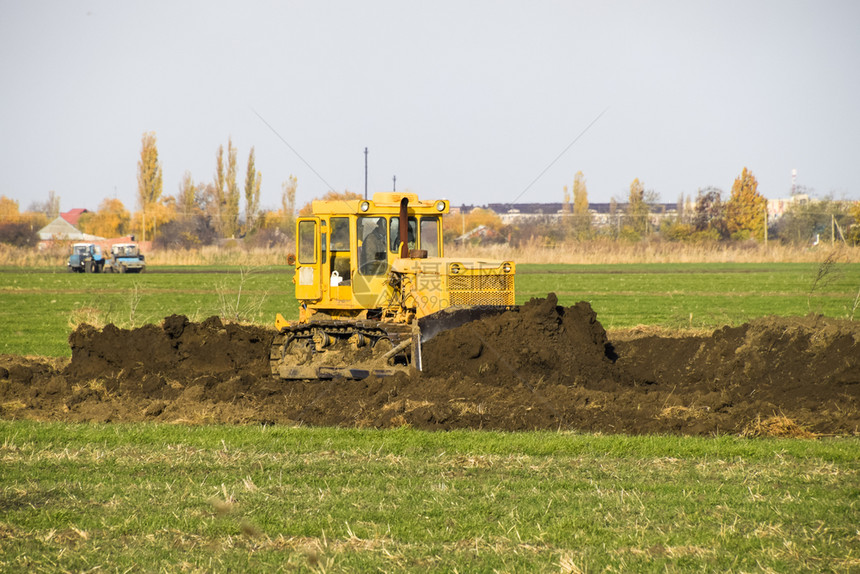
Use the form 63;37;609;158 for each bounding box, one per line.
417;305;511;343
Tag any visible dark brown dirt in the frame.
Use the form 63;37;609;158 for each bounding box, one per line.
2;294;859;436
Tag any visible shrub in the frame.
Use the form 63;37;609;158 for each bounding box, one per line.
154;215;217;249
0;222;38;247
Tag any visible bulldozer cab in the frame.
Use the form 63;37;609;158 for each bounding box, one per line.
293;193;446;320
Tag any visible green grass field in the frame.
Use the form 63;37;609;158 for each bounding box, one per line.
2;262;859;572
1;262;858;356
1;421;858;573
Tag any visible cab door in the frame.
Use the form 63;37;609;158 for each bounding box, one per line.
295;218;322;300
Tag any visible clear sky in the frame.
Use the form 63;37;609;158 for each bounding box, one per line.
2;0;859;215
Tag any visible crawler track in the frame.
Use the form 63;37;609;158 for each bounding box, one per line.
270;320;416;379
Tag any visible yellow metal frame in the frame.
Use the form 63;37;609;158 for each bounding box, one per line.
292;193;449;316
283;192;514;326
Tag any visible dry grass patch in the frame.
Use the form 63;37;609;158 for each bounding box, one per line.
742;414;817;438
658;405;709;420
608;324;712;341
449;399;488;417
68;306;110;329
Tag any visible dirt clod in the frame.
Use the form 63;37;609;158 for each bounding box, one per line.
2;295;859;436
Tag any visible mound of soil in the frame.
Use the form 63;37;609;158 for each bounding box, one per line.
1;295;858;436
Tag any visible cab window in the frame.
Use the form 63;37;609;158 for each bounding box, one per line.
358;216;388;275
329;217;351;284
389;217;417;252
330;217;350;251
420;217;440;256
298;220;316;264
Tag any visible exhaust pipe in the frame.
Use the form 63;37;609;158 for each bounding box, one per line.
399;197;409;259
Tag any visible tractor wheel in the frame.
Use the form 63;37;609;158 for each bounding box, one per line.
85;260;94;273
119;264;127;274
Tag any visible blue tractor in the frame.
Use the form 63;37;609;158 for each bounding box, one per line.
67;243;105;273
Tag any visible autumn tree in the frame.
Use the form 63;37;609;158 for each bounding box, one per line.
661;187;725;242
625;178;650;236
276;175;298;231
156;177;217;250
0;196;21;222
0;200;39;246
442;207;504;243
155;199;218;250
848;201;860;246
78;198;130;238
136;132;163;242
177;171;199;218
213;144;227;234
0;196;39;246
254;176;298;247
137;132;163;210
726;167;767;241
244;147;262;234
223;139;240;238
571;171;591;239
692;187;727;237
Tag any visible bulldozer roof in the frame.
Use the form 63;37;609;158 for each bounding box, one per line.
312;192;449;216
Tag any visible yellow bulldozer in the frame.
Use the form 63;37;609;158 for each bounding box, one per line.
271;192;516;379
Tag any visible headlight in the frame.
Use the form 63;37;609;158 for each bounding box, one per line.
360;201;371;212
502;262;512;273
449;263;462;275
435;200;446;212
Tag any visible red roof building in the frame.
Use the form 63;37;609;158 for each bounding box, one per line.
60;208;88;226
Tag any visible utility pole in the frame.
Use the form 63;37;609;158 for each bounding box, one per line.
393;175;396;191
364;147;368;200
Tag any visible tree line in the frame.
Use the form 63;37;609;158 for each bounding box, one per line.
0;132;300;249
450;168;860;248
1;132;859;248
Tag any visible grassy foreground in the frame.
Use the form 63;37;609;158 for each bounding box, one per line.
1;422;858;573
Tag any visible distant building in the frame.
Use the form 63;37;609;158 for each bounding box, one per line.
767;194;810;219
60;208;89;226
37;209;103;248
475;202;679;227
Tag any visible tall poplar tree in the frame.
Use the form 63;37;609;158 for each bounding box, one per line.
280;175;297;232
626;178;649;235
137;132;163;210
572;171;589;215
572;171;591;238
213;145;226;233
244;147;261;234
177;171;198;218
224;138;240;238
726;167;767;240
